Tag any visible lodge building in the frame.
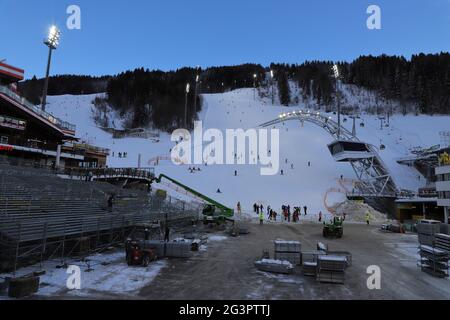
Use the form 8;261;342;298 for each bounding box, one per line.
0;61;109;168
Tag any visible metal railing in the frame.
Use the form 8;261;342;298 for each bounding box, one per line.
0;85;76;132
61;167;155;181
0;135;85;157
0;114;26;130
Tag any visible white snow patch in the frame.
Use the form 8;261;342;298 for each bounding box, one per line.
208;235;228;242
0;250;167;298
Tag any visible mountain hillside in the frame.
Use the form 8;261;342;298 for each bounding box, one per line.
45;88;450;217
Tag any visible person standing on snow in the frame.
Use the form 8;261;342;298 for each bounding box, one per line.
260;204;264;213
304;206;308;216
365;212;370;225
237;202;241;214
319;211;323;222
259;211;264;225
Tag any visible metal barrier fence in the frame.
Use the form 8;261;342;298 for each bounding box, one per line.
0;85;76;132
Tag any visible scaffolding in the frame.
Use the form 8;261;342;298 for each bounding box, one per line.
259;111;399;197
0;162;201;273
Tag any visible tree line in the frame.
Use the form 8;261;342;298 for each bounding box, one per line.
18;75;110;105
17;53;449;131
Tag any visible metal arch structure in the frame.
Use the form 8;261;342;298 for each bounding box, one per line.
259;110;399;198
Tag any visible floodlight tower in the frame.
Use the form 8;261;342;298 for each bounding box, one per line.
184;83;190;128
253;73;257;100
270;70;275;105
194;74;200;112
194;66;200;113
332;64;341;139
41;25;61;112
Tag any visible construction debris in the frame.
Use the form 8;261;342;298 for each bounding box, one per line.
254;259;294;274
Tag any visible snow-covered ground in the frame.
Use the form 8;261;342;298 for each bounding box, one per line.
0;250;167;299
44;88;450;217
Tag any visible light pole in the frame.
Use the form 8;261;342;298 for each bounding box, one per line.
332;64;341;139
378;116;385;130
350;115;359;137
194;66;200;113
41;25;61;112
184;83;190;128
270;70;275;105
194;74;199;113
253;73;257;100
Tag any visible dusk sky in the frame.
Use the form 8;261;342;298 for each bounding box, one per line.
1;0;449;79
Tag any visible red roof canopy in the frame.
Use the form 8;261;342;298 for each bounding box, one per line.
0;62;24;83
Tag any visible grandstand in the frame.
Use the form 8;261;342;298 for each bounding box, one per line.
0;60;201;273
0;158;200;272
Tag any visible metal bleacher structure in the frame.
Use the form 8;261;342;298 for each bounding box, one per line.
259;110;400;198
0;157;201;272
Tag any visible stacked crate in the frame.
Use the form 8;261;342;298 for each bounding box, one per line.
165;242;192;258
142;240;192;258
274;240;302;265
301;250;327;277
416;220;441;246
435;233;450;253
419;245;449;278
316;255;347;284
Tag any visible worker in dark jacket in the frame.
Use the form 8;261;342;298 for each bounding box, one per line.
164;225;170;242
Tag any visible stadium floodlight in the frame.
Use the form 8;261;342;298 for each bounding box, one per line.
332;64;340;79
332;64;342;138
41;25;61;111
253;73;258;100
270;70;275;105
45;25;61;49
194;74;200;112
184;83;190;128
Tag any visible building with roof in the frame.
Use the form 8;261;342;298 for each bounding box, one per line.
0;61;109;168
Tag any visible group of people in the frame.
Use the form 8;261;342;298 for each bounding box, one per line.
253;203;264;214
112;151;128;158
188;166;202;173
279;205;308;222
247;203;310;224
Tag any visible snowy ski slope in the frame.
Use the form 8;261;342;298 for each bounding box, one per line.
45;88;450;215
